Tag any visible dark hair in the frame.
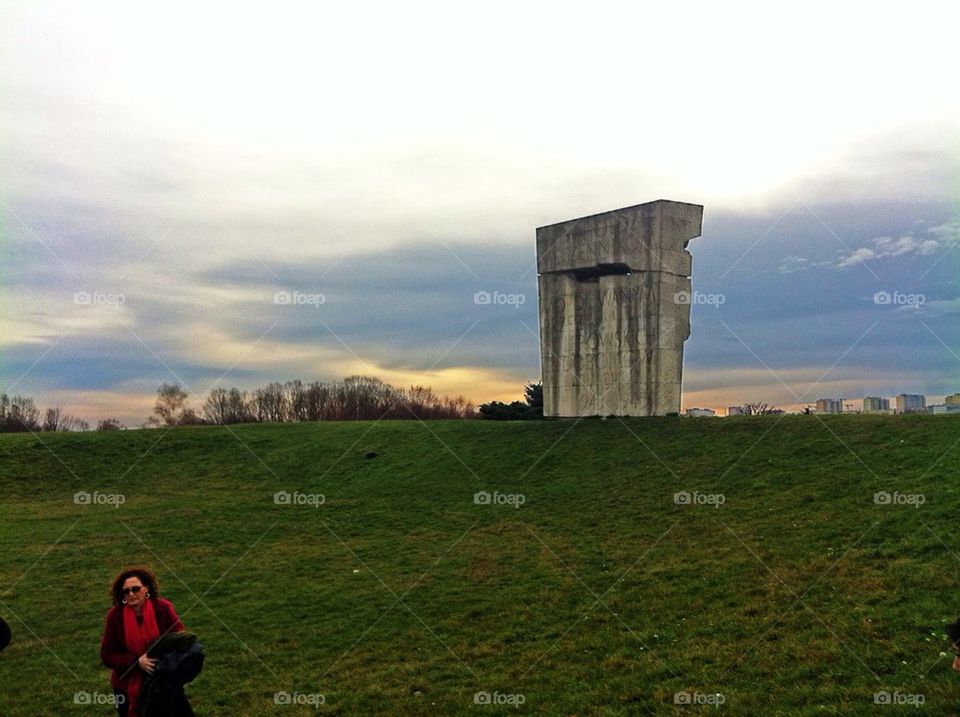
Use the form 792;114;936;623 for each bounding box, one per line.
110;566;159;605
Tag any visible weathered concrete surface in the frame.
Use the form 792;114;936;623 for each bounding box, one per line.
537;200;703;417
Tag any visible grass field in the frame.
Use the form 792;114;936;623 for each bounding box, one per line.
1;415;960;715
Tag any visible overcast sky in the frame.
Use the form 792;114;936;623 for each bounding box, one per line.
2;1;958;424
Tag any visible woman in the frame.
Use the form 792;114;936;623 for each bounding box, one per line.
100;566;184;717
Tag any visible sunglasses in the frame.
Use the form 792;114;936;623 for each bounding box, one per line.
122;586;144;596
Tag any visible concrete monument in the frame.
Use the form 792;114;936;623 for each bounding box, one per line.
536;200;704;417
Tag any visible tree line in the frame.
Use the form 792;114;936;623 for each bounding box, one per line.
477;382;543;420
0;376;543;433
0;393;123;433
147;375;476;427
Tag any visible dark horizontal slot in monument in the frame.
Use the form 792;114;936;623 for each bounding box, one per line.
573;263;632;282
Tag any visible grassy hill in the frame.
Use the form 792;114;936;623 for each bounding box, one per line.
1;415;959;715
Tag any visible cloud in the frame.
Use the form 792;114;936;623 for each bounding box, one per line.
835;223;957;268
873;235;939;257
928;220;960;244
778;256;811;273
837;248;877;268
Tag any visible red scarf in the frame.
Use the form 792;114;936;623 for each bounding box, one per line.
120;599;160;717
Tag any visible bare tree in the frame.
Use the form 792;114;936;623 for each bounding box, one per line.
0;394;41;432
286;380;308;422
228;388;255;423
304;382;332;421
735;402;780;416
177;408;206;426
59;415;90;431
203;388;230;424
146;383;190;427
42;407;62;432
253;382;288;423
39;406;88;431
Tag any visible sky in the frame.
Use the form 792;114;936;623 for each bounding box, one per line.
1;0;959;425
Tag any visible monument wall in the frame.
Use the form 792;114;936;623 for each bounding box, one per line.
536;200;704;417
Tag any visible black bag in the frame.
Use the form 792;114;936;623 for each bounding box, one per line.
947;619;960;655
0;617;10;652
140;632;205;717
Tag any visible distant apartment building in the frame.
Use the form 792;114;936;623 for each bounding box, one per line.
816;398;844;414
895;394;926;414
862;396;890;412
727;406;744;416
685;408;716;418
946;393;960;406
929;404;960;415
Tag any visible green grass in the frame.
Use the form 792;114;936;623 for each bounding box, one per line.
1;415;959;715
